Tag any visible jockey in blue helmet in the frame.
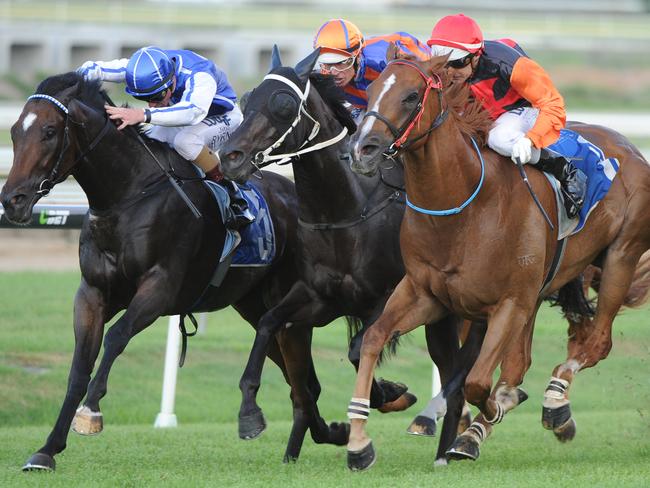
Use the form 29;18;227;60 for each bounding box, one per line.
79;46;253;227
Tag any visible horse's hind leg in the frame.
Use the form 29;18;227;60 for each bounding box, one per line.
544;243;648;442
276;326;349;463
23;281;108;471
429;321;485;465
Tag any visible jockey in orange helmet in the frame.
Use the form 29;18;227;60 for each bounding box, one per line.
428;14;586;219
313;19;430;121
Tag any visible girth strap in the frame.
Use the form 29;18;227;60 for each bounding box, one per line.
178;313;199;367
540;237;568;297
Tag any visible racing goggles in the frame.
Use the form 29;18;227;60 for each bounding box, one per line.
445;54;474;69
319;56;356;74
133;89;168;103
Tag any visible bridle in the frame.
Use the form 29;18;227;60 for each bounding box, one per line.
363;59;448;156
361;60;485;216
251;73;349;169
26;94;112;196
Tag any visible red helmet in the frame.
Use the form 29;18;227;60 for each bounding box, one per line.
427;14;484;57
313;19;364;64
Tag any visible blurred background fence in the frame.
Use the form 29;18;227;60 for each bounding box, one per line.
1;0;650;205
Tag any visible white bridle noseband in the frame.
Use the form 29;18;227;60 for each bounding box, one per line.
253;73;349;167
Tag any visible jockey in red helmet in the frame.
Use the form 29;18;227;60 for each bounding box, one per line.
314;19;431;121
428;14;586;218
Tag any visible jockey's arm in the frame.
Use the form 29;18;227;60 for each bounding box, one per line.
147;72;219;127
510;57;566;148
77;59;129;83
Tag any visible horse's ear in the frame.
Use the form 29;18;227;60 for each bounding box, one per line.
385;42;399;62
67;98;100;126
294;48;320;83
269;44;282;72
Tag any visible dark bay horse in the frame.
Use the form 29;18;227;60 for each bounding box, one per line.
346;54;650;469
0;72;308;472
219;47;484;464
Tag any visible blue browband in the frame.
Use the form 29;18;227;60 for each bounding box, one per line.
406;136;485;216
27;94;69;115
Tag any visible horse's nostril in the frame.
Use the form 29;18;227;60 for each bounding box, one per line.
361;144;379;157
224;151;243;162
10;194;26;206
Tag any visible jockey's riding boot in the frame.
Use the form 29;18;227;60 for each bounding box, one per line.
221;180;255;230
537;148;587;219
194;146;254;229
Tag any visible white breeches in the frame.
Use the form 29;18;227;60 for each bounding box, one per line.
488;107;542;164
146;105;243;161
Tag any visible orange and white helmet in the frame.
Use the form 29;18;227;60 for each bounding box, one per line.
427;14;484;61
313;19;364;64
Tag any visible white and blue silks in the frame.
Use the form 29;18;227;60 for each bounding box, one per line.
78;49;237;127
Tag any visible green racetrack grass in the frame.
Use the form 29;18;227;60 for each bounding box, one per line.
0;271;649;486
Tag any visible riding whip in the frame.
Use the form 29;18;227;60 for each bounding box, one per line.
102;93;202;219
514;157;554;231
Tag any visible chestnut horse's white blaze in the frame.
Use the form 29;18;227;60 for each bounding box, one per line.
355;73;396;151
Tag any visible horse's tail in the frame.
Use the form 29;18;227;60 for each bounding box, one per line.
345;316;399;366
549;276;596;324
623;250;650;308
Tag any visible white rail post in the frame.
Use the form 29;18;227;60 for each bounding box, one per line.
154;315;181;428
432;364;441;398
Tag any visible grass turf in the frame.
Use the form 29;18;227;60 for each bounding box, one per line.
0;271;648;485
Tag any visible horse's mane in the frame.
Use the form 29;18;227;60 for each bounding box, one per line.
309;72;357;135
35;72;107;110
444;80;493;147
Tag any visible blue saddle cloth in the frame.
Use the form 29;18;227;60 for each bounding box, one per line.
547;128;620;235
204;181;276;266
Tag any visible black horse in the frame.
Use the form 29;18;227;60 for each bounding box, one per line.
0;72;313;471
220;47;485;464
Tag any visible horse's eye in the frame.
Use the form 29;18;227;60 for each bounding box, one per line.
268;91;298;122
43;126;57;140
403;92;419;105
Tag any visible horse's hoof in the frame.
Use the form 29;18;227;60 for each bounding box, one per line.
516;388;529;405
71;406;103;435
553;417;577;443
283;453;298;464
22;452;55;472
377;378;408;403
406;415;437;437
542;403;571;431
446;435;480;461
378;392;417;413
328;421;350;446
238;410;266;440
434;457;449;467
347;441;376;471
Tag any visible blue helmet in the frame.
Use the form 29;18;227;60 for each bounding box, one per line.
125;47;175;98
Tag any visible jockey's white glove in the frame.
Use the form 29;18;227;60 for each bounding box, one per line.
511;137;533;164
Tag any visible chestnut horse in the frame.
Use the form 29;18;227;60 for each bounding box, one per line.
346;54;650;469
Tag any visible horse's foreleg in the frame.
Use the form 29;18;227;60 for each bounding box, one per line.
544;245;644;442
23;281;108;472
446;299;534;462
347;276;447;471
79;274;173;433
